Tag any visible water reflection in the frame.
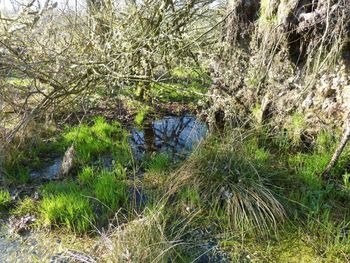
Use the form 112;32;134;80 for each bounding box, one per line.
130;115;208;159
29;157;62;180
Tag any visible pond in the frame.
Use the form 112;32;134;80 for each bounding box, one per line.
29;115;208;179
29;157;62;180
129;115;208;160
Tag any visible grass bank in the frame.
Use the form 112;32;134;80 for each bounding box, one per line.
1;117;350;262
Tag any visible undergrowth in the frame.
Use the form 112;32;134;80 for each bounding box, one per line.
157;126;350;262
94;206;189;262
168;131;286;235
38;165;129;233
63;117;130;164
11;197;38;217
2;115;350;262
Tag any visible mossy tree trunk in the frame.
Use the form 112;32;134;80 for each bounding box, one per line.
210;0;350;134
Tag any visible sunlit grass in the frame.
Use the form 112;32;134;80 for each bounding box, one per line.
0;189;11;208
5;77;32;87
2;111;350;262
169;131;286;234
93;169;127;213
38;167;129;233
11;197;38;217
41;181;81;196
63;117;131;164
40;192;95;233
94;206;186;262
134;106;150;126
39;180;94;233
149;82;207;104
77;166;95;186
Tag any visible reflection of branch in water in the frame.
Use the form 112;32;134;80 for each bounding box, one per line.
130;116;206;158
130;130;146;154
152;116;195;155
131;130;144;145
144;125;156;151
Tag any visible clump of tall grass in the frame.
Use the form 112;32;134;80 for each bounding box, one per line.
93;170;127;213
77;166;95;185
145;153;172;174
94;206;184;262
169;130;286;234
3;161;31;185
40;192;95;233
0;189;11;208
63;117;130;164
38;166;129;233
41;180;81;195
39;181;94;233
11;197;38;217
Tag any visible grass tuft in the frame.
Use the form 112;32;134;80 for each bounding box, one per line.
145;153;172;173
77;166;95;185
169;131;286;234
0;189;11;208
11;197;37;217
93;170;127;213
38;169;129;232
4;163;31;185
94;207;185;262
63;117;130;164
41;181;81;196
40;192;94;233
